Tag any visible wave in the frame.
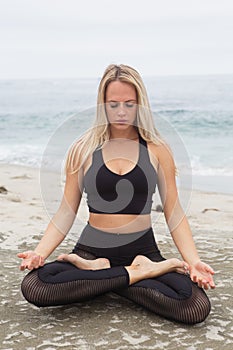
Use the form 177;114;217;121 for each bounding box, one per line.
178;156;233;176
1;144;233;178
0;144;43;167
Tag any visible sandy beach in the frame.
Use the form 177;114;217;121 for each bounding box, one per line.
1;163;232;350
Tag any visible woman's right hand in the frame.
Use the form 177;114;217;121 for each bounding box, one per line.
17;251;45;271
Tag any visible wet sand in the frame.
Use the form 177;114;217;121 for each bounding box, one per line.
0;163;232;350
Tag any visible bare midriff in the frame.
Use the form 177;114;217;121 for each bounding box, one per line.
88;213;152;233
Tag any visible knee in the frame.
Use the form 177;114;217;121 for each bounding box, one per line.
182;288;211;325
21;270;45;307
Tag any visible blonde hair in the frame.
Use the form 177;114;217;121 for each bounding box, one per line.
66;64;165;173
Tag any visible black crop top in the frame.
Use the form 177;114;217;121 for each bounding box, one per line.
83;135;157;215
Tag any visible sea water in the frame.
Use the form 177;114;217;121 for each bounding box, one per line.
0;74;232;194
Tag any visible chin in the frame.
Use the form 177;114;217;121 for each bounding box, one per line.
111;122;132;128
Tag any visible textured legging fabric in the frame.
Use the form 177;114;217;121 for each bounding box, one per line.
21;227;211;324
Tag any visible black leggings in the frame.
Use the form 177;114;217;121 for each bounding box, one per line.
21;226;211;324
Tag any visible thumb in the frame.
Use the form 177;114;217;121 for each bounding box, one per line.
17;251;32;259
17;252;27;258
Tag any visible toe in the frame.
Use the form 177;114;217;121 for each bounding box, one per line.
57;254;69;261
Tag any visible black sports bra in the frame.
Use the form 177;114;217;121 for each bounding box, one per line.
83;135;157;215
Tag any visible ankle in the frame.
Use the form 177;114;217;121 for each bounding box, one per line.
168;258;182;270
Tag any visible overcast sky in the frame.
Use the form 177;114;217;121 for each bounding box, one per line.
0;0;233;79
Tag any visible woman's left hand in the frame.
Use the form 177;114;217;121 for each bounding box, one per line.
189;260;215;290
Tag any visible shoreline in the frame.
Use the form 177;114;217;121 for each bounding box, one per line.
1;161;233;196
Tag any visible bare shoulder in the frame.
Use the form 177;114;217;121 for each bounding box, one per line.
65;139;85;191
68;138;95;176
147;142;175;170
67;138;85;170
147;142;174;161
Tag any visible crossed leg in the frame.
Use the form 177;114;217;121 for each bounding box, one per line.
21;250;210;324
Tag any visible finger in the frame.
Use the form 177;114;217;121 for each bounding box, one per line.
36;257;44;269
183;262;190;271
30;258;40;269
202;280;209;290
20;261;29;271
209;280;216;289
198;278;208;289
192;275;197;283
197;278;203;288
17;252;27;258
204;263;214;271
206;266;215;275
39;256;44;266
19;264;25;271
177;264;190;275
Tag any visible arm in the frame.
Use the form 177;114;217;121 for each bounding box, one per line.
155;144;215;289
17;167;84;270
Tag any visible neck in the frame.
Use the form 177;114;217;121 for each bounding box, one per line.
109;126;138;140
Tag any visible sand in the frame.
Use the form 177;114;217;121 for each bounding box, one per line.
0;163;232;350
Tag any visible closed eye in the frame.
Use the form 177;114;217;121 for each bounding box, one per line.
109;103;118;108
125;103;134;108
108;101;136;108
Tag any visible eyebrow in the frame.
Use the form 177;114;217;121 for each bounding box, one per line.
107;99;137;103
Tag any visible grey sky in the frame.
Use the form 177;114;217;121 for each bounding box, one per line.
0;0;233;78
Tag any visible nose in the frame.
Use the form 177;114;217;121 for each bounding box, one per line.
117;103;126;116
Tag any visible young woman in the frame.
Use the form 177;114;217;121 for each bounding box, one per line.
18;64;215;324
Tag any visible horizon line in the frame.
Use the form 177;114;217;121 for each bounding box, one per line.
0;71;233;81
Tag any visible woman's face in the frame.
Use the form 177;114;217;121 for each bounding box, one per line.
105;81;137;129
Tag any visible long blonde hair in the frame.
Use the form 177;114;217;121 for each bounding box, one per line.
66;64;165;173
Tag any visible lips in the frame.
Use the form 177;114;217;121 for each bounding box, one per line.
115;119;128;123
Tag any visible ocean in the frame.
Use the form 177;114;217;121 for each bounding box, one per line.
0;74;232;194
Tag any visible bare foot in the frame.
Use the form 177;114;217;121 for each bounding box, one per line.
57;253;111;270
126;255;189;285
